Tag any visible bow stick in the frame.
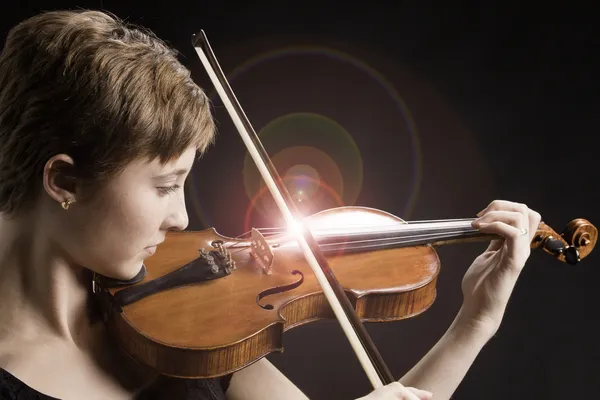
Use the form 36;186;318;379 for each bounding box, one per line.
191;31;393;388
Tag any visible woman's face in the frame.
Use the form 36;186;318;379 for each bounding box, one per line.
54;147;196;280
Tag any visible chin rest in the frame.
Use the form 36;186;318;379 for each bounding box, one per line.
94;264;147;288
94;248;234;311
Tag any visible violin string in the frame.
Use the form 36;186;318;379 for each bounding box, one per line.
218;220;480;258
317;229;479;248
318;231;482;252
221;228;481;252
224;221;478;247
229;218;476;240
226;246;252;256
218;230;482;265
256;220;476;239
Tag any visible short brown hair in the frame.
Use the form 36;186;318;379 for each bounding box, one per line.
0;10;215;217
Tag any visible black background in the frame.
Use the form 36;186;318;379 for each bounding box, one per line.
2;1;598;399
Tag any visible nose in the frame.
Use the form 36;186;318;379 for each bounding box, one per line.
163;192;189;232
169;209;189;232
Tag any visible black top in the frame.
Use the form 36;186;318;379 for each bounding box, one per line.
0;368;232;400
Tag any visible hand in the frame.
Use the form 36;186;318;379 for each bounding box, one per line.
460;200;541;336
356;382;433;400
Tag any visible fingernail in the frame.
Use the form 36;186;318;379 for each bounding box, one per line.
476;209;486;217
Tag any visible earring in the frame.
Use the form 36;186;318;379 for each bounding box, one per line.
61;198;74;210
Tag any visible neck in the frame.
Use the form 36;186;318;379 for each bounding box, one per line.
0;212;159;395
0;211;94;348
270;218;497;255
316;218;492;254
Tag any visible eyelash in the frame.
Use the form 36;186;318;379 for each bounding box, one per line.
158;185;181;195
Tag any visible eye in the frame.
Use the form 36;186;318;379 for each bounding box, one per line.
157;184;181;195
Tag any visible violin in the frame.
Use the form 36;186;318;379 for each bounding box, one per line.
94;207;597;378
92;32;598;387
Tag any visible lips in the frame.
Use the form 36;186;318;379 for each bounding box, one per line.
145;240;163;255
146;240;164;249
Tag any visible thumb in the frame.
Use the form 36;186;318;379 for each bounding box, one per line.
406;387;433;400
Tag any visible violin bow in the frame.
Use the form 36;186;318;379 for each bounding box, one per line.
191;31;393;388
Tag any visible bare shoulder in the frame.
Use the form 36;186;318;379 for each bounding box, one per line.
226;358;308;400
0;337;145;400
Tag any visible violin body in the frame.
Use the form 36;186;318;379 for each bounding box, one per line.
95;207;441;379
94;205;597;379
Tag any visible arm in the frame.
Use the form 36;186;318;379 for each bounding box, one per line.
397;309;493;400
399;200;541;399
226;358;309;400
227;358;432;400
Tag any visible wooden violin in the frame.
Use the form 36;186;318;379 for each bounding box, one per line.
94;207;596;379
93;30;598;388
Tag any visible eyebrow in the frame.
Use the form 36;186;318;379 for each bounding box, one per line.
154;168;190;179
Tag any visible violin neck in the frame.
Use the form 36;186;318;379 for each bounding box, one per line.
312;219;497;255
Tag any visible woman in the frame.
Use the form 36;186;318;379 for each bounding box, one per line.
0;9;541;400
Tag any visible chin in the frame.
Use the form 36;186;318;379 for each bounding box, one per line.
98;260;144;281
121;262;145;281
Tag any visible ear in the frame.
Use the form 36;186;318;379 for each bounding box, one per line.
43;154;77;205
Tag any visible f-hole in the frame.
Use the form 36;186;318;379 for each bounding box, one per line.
256;270;304;310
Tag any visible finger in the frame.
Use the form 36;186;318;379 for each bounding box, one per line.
405;387;433;400
477;200;530;218
473;210;527;230
527;209;542;242
384;382;422;400
397;388;422;400
477;202;542;244
472;210;528;252
474;221;530;269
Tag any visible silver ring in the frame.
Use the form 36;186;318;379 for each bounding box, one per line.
519;228;528;236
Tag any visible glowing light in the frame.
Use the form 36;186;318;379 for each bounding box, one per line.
287;218;305;236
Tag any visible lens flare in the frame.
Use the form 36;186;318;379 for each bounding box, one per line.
193;42;422;231
242;112;361;223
